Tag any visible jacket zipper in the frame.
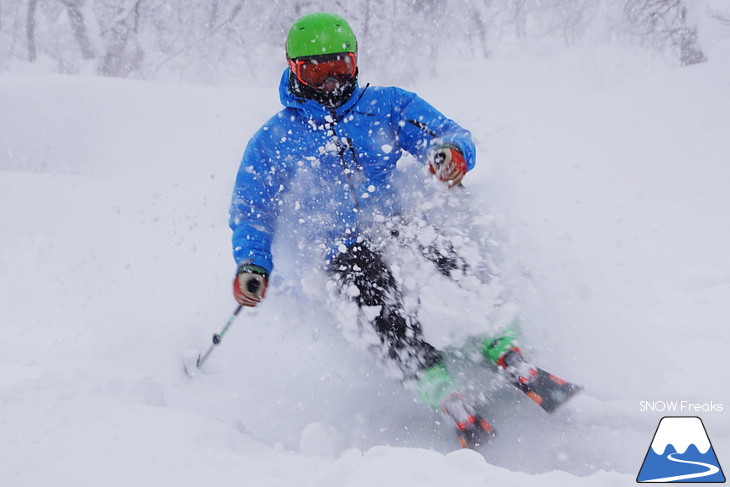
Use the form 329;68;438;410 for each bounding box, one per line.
327;108;362;215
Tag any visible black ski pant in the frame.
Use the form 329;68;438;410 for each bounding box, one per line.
328;243;443;379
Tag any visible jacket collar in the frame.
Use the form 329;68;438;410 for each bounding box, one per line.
278;69;364;121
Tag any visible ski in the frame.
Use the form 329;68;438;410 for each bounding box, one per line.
498;349;583;413
439;393;497;449
454;414;497;449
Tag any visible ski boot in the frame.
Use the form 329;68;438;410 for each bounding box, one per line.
482;330;582;413
415;361;496;449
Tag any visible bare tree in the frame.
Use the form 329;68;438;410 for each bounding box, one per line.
624;0;707;65
468;4;490;58
3;0;716;79
151;0;246;75
513;0;528;39
62;0;95;59
98;0;143;77
705;4;730;25
26;0;39;61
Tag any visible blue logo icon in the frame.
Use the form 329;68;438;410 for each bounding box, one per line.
637;416;725;483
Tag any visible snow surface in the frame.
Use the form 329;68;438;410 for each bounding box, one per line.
2;43;730;486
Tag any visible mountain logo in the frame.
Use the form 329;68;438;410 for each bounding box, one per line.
637;416;725;483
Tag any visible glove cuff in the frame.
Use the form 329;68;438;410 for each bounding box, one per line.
237;263;269;278
431;143;464;156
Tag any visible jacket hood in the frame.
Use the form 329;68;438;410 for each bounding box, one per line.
278;69;364;119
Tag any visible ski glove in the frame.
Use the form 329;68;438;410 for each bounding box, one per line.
233;264;269;307
428;144;467;188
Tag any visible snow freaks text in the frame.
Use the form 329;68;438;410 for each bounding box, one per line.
640;401;724;413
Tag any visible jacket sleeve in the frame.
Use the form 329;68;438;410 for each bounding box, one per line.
390;88;476;171
229;123;290;274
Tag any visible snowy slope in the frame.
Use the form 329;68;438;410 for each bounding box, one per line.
2;43;729;486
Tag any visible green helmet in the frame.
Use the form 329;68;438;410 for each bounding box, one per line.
286;12;357;60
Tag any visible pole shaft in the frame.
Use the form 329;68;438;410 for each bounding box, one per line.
195;304;244;369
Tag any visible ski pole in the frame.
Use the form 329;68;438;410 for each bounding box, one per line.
195;304;244;369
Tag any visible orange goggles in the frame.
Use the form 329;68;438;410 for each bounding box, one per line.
288;52;357;88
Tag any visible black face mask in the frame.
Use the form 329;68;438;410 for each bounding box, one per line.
289;70;358;109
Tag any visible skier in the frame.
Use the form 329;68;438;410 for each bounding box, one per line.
229;12;578;448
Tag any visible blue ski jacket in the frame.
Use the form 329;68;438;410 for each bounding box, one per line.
229;70;476;274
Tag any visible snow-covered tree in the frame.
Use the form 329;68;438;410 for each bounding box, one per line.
624;0;706;65
0;0;716;79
